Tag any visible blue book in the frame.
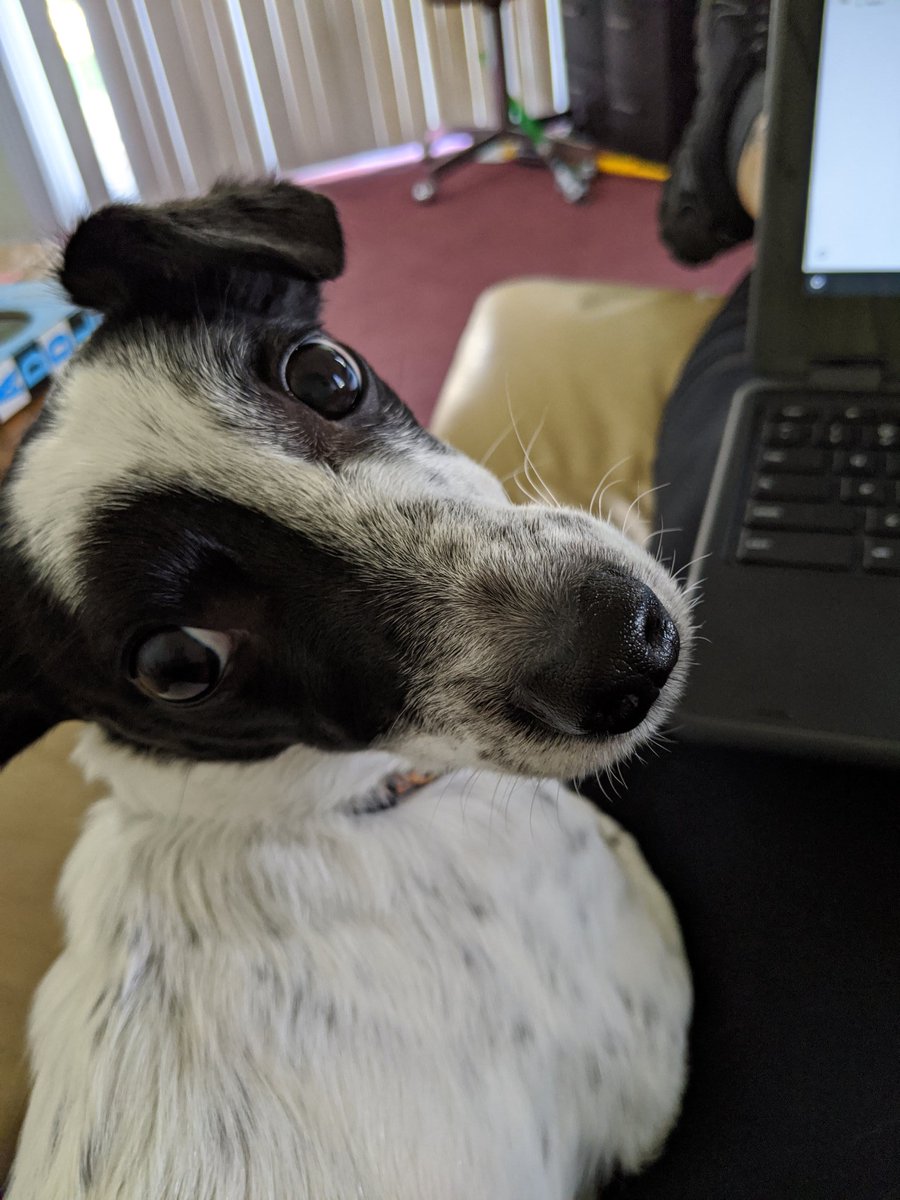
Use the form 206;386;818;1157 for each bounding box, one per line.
0;281;101;423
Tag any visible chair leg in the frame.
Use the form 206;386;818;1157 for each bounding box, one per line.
412;131;504;201
486;4;513;133
412;128;596;203
501;130;594;203
422;126;489;165
430;132;503;180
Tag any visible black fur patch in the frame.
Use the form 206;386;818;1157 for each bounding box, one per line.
60;180;344;321
0;258;437;766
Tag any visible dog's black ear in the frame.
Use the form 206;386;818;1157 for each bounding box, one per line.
59;180;344;319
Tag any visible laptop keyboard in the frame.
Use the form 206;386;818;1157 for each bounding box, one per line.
737;398;900;573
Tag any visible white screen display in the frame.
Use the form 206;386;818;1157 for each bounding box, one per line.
802;0;900;293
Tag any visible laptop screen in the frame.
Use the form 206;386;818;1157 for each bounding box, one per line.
802;0;900;296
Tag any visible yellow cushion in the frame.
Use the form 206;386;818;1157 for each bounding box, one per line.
0;723;101;1176
431;279;723;525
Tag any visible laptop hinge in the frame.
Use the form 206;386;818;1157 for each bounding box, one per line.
808;360;886;391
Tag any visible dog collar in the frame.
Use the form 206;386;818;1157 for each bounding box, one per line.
351;769;441;815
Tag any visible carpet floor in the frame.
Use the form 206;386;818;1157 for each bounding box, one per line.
318;161;752;425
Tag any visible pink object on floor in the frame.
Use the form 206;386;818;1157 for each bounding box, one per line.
319;163;753;426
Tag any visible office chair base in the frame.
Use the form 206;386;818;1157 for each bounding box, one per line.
412;127;597;204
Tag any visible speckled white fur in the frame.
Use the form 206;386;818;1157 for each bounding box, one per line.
10;732;689;1200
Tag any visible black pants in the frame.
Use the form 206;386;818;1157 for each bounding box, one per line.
653;272;754;573
597;277;900;1200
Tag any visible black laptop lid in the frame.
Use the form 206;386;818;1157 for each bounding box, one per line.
750;0;900;382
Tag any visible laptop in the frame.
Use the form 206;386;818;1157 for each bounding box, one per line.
678;0;900;765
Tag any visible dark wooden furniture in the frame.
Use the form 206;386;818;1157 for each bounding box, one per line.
563;0;697;163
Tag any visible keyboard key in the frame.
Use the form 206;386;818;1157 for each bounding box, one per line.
758;447;827;473
866;508;900;536
745;502;857;533
863;539;900;575
886;453;900;478
838;403;875;423
840;477;886;505
770;402;815;420
815;421;858;448
737;531;855;570
753;473;834;502
862;422;900;449
764;420;813;447
834;450;882;477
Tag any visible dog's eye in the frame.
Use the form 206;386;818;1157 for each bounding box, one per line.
282;339;362;418
129;627;231;703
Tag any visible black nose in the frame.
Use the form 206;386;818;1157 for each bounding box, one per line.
512;575;680;739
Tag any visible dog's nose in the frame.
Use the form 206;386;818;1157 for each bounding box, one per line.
512;575;679;738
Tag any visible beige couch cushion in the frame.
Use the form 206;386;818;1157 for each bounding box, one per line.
0;723;100;1176
432;278;722;525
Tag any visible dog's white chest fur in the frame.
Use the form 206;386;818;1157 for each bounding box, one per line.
10;739;689;1200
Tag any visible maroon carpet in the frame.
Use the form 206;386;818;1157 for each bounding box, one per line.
318;162;752;425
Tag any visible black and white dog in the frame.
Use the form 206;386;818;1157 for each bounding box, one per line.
1;183;692;1200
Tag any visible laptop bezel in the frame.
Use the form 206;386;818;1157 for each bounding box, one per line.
750;0;900;382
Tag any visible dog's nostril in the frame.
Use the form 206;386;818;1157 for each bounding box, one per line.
510;576;680;741
636;586;680;685
582;679;660;737
642;595;666;645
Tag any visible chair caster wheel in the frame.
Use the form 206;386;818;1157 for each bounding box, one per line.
564;182;590;203
412;179;437;203
551;161;591;203
559;176;589;203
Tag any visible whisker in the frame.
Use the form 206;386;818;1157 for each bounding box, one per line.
503;379;559;508
643;524;682;550
478;424;515;468
623;480;670;531
673;551;711;582
512;471;544;506
594;476;629;521
528;777;542;842
587;455;633;518
519;409;562;509
589;769;615;807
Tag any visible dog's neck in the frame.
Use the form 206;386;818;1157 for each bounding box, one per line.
72;724;417;829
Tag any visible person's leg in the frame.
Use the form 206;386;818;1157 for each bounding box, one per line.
652;128;767;571
734;112;767;222
660;1;770;265
653;277;753;572
651;2;770;569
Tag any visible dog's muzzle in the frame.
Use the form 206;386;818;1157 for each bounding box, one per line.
510;571;680;739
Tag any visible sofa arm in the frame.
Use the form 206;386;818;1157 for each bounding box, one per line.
0;723;101;1177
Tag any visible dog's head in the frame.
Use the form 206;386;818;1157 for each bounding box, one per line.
0;182;691;781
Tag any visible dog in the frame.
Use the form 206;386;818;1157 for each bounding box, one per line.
1;182;692;1200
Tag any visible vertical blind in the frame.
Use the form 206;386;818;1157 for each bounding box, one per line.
5;0;567;229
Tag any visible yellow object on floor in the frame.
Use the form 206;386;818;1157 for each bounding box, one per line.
596;152;670;182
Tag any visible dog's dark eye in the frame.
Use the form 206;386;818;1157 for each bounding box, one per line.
129;627;231;703
282;339;362;418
